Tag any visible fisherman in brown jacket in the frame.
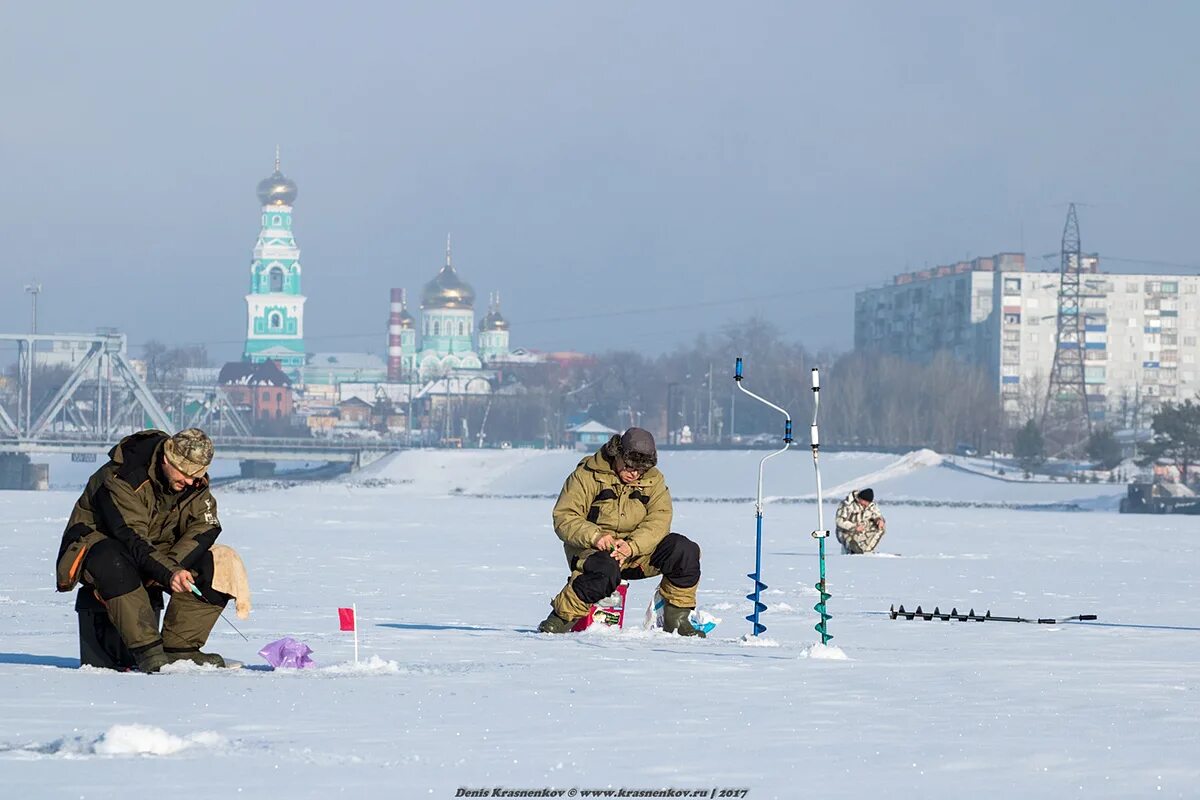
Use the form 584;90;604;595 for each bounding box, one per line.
55;428;233;672
539;427;705;637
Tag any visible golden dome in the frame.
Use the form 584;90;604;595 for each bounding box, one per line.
397;306;415;329
421;237;475;309
480;309;508;331
256;149;297;207
480;292;508;331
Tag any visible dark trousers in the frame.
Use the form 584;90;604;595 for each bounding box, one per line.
573;532;702;603
551;532;702;620
78;538;228;668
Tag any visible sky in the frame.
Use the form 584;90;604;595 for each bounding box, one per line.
2;2;1198;364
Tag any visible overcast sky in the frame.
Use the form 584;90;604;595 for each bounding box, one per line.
2;2;1197;364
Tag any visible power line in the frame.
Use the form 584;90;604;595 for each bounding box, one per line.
1039;252;1200;272
1095;255;1200;271
132;277;875;351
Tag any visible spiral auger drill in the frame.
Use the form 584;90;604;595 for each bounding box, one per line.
734;357;792;637
810;367;833;645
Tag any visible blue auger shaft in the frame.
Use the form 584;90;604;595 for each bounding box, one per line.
734;356;791;638
810;367;833;645
746;511;767;635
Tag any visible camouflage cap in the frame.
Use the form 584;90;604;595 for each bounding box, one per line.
163;428;214;478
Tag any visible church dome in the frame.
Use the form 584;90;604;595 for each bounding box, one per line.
256;152;297;207
397;306;415;329
422;265;475;309
421;240;475;309
480;308;508;331
257;170;297;207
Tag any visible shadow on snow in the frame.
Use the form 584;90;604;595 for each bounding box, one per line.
0;652;80;669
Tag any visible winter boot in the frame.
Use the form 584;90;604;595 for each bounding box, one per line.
537;612;577;634
164;648;226;668
134;643;170;674
663;603;706;638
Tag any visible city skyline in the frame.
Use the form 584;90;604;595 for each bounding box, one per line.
2;3;1198;364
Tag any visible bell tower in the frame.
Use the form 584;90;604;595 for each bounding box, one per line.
243;148;307;375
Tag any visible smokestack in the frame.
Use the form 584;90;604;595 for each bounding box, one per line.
388;288;404;381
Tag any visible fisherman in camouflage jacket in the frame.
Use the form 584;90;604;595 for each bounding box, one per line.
835;487;886;554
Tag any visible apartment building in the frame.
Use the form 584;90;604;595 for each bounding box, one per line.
854;253;1200;424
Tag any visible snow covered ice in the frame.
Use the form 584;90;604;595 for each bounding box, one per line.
1;448;1197;798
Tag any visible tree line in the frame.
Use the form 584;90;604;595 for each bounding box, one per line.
489;316;1000;452
9;325;1197;483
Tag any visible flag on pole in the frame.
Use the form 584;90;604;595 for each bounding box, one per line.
338;604;360;664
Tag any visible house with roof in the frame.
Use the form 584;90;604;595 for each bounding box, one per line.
218;359;295;435
567;419;619;450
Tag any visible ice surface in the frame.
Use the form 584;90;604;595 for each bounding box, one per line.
0;448;1196;798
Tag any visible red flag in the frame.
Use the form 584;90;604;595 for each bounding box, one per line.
338;607;356;631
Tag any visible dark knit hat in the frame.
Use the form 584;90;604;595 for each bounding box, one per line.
619;427;657;471
858;488;874;503
164;428;214;478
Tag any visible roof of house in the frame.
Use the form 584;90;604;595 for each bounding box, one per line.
306;352;387;371
567;419;619;435
218;359;293;387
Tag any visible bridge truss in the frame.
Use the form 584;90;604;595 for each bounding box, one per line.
0;332;171;439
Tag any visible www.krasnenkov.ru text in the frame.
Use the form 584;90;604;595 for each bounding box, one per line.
455;789;749;798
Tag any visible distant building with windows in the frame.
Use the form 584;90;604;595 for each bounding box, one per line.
219;359;295;434
567;419;619;450
302;353;388;386
854;252;1200;424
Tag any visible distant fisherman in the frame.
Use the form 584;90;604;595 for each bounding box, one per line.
55;428;249;672
835;487;886;554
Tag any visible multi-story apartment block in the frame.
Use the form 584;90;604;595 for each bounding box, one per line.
854;253;1200;425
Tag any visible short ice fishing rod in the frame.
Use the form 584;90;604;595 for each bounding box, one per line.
733;357;791;637
189;583;249;641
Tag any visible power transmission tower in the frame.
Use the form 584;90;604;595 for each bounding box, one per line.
1042;203;1091;452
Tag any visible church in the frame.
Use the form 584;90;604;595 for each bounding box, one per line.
242;151;306;373
241;153;534;395
387;238;515;383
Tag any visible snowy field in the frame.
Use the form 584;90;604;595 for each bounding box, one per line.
0;448;1196;799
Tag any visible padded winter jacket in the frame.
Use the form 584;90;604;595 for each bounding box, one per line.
835;491;885;536
55;430;221;592
552;435;672;564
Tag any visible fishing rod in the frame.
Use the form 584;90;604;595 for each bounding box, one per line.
190;584;249;641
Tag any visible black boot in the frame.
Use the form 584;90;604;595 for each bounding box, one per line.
164;648;226;668
537;612;577;634
134;643;170;673
663;603;706;638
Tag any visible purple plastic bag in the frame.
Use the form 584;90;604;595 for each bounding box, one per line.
258;637;315;669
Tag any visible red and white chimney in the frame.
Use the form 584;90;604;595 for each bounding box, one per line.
388;288;405;381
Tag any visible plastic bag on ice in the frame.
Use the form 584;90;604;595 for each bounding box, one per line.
258;637;315;669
